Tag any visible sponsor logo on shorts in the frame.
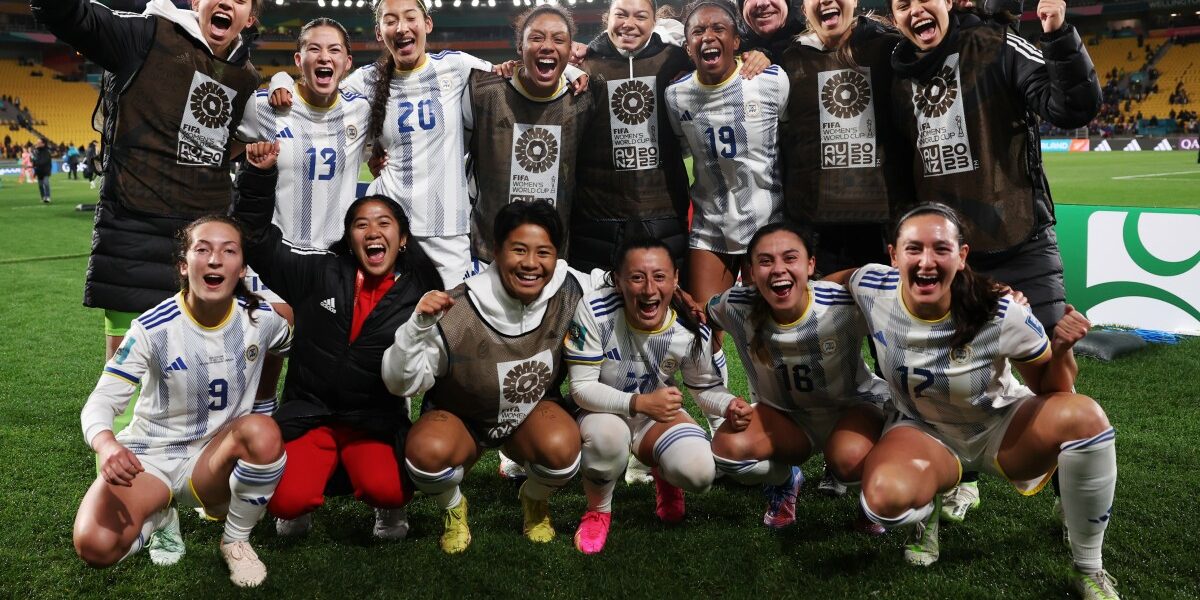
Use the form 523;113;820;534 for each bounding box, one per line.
661;358;678;373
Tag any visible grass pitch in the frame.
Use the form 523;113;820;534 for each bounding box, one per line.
1;155;1198;598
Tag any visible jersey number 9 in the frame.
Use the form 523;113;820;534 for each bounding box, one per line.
704;126;737;159
208;378;228;411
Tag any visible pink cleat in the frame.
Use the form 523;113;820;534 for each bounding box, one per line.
763;466;803;529
574;510;612;554
653;468;686;524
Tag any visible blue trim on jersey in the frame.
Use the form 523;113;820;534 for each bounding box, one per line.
814;299;856;306
338;89;368;102
859;270;900;282
139;298;179;322
589;293;622;311
564;353;605;363
103;366;140;385
254;89;269;98
1061;427;1116;451
140;308;182;330
856;282;897;290
431;50;462;59
1014;338;1050;363
669;71;695;85
699;323;712;342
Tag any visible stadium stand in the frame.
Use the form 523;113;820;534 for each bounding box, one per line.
0;59;98;148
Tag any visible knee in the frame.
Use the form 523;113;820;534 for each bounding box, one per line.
1051;394;1112;442
268;486;323;520
824;442;871;483
404;432;457;472
354;470;410;509
235;414;284;462
710;431;754;461
73;528;122;569
861;465;918;518
671;458;716;493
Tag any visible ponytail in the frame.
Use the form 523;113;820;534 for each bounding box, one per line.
367;51;397;148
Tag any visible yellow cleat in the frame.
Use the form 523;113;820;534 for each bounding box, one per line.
440;496;472;554
520;482;555;543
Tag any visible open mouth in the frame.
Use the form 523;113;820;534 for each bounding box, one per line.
635;297;662;321
365;243;387;266
751;7;778;25
912;17;937;43
202;273;225;289
820;7;841;28
699;46;722;67
395;36;416;53
534;57;557;78
768;279;794;299
314;67;335;85
210;11;233;37
913;272;940;292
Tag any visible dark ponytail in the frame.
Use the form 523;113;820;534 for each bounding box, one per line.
176;215;263;323
891;203;1003;349
610;236;705;360
367;52;396;148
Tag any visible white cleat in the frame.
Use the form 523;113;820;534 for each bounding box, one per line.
373;507;410;540
148;507;185;566
624;454;654;485
1072;568;1120;600
498;451;527;481
275;513;313;537
220;540;268;588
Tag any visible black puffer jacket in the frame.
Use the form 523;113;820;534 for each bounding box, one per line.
234;165;441;441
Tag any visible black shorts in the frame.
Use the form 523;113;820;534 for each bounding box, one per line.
568;215;688;274
969;226;1067;335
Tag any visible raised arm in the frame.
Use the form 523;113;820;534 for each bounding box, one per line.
381;291;452;398
1009;1;1101;129
30;0;155;74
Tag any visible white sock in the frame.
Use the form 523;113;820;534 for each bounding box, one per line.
1059;427;1117;572
224;454;287;544
859;493;934;528
713;454;792;486
405;460;465;510
654;423;715;493
583;478;617;513
120;509;168;562
523;454;581;501
251;396;277;415
579;413;629;512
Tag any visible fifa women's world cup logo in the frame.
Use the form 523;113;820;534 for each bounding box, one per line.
502;360;552;405
914;65;959;119
515;127;560;174
820;70;871;119
189;81;233;129
611;80;656;125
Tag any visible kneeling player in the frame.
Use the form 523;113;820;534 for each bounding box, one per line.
74;216;291;588
707;223;891;533
565;237;737;554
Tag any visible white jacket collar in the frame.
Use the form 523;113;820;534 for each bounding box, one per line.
464;259;571;336
143;0;245;58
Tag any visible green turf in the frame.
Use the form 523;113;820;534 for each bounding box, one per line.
1;159;1198;598
1043;151;1200;208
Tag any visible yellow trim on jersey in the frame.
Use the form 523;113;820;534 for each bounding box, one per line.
627;308;677;335
294;82;339;111
187;478;224;521
994;459;1057;496
178;292;235;331
512;65;567;101
564;357;605;365
394;53;430;75
1013;339;1052;364
101;370;139;386
773;287;812;329
899;293;949;324
696;58;742;90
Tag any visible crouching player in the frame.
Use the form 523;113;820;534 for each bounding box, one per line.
74;216;292;588
565;237;737;554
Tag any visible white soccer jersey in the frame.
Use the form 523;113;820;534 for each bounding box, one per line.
81;294;292;458
353;51;493;237
238;85;371;250
565;288;734;417
665;62;788;254
848;264;1050;451
707;280;889;415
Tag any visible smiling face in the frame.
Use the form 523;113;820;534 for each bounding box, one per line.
892;0;953;51
296;25;352;107
749;230;815;324
741;0;788;37
349;200;407;278
686;5;740;85
376;0;433;71
607;0;656;52
495;223;558;305
804;0;857;48
616;247;678;331
192;0;256;58
889;212;969;319
520;13;573;95
179;220;246;307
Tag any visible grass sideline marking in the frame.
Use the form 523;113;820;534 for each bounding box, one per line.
1111;169;1200;180
0;253;88;265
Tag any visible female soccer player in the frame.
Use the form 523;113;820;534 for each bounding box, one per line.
888;0;1100;522
778;0;909;275
848;204;1117;600
707;223;890;532
75;216;292;588
382;201;606;554
233;142;442;541
464;6;597;263
569;0;693;273
665;0;788;389
237;16;368;431
565;237;737;554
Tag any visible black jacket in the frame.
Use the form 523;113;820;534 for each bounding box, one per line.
233;165;442;441
32;146;52;177
736;0;806;61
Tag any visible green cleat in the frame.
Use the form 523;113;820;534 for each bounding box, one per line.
440;496;472;554
148;507;185;566
940;480;980;523
1072;568;1120;600
904;496;941;567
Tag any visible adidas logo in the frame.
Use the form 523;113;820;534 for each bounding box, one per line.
872;331;887;347
163;356;188;378
1093;139;1111;152
604;348;621;361
320;297;336;314
679;110;694;122
275;127;294;139
1122;139;1141;152
240;496;270;506
1153;139;1172;151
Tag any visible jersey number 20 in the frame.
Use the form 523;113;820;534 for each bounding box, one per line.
398;99;438;133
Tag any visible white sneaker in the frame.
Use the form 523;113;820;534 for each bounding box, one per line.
147;507;185;566
498;451;527;480
940;480;980;523
373;507;410;540
904;496;941;567
624;454;654;485
817;471;848;497
220;540;267;588
275;513;313;537
1072;568;1120;600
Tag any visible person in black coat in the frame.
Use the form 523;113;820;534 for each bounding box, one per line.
234;142;442;540
33;137;52;204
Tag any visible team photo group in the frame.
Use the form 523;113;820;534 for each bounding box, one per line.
31;0;1120;596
